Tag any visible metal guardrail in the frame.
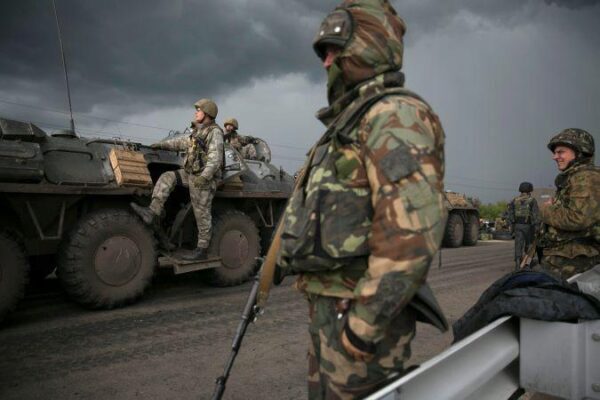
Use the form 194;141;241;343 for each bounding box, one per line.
364;316;520;400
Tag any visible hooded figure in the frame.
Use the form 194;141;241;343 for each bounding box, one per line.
276;1;447;398
539;128;600;279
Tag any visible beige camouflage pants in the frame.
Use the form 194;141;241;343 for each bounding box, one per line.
149;169;216;248
307;294;415;400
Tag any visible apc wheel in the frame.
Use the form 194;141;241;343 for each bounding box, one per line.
443;213;464;248
207;211;260;287
0;232;29;322
58;209;156;309
463;213;479;246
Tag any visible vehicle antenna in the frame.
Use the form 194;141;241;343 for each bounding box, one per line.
52;0;76;133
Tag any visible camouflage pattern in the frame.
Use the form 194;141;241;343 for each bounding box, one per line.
547;128;595;157
279;1;446;397
150;170;217;248
150;122;224;247
540;157;600;280
508;193;540;266
307;294;415;399
225;131;258;160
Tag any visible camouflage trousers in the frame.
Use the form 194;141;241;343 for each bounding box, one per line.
306;294;415;400
149;169;216;248
514;224;535;263
540;254;600;281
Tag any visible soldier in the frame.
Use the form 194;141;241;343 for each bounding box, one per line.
507;182;540;269
131;99;224;261
539;128;600;279
276;1;446;398
223;117;258;160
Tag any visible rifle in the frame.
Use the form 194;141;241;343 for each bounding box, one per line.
210;145;318;400
210;273;261;400
519;238;537;269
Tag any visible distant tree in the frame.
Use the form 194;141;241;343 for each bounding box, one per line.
479;201;508;220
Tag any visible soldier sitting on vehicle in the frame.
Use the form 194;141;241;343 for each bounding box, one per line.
223;117;258;160
131;99;224;262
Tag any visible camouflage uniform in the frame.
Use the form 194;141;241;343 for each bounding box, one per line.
276;1;446;398
226;132;258;160
539;129;600;279
507;186;540;268
150;122;224;248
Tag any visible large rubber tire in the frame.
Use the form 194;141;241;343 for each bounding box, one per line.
0;232;29;322
57;209;157;309
207;211;260;287
463;213;479;246
443;212;464;248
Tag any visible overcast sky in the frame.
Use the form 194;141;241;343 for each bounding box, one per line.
1;0;598;202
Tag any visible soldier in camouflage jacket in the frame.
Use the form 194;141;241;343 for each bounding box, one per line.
539;128;600;279
131;99;224;261
276;1;446;398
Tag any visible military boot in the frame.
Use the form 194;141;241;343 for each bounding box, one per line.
130;202;158;226
181;247;208;262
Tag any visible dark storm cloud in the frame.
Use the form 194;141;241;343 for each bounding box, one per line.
0;0;334;117
0;0;598;121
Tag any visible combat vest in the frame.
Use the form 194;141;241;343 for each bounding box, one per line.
513;195;535;224
184;123;216;175
542;163;600;248
277;72;431;274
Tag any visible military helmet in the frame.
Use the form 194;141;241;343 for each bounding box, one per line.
223;117;239;130
547;128;595;157
313;9;353;60
194;98;218;119
519;182;533;193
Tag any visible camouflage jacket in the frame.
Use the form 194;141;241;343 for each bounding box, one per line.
225;131;253;151
540;160;600;259
159;122;224;181
277;73;446;343
508;193;540;225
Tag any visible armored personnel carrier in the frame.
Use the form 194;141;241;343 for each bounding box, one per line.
0;117;293;321
443;191;480;248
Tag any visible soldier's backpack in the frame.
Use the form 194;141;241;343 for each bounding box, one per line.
514;197;533;222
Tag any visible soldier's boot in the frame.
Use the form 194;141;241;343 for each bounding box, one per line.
181;247;208;262
130;202;158;226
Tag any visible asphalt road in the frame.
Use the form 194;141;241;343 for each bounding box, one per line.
0;240;514;400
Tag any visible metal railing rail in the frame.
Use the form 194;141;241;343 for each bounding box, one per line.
365;316;519;400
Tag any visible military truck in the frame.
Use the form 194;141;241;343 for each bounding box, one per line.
0;117;293;322
442;191;480;248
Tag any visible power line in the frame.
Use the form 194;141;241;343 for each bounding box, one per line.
446;181;513;192
0;98;173;131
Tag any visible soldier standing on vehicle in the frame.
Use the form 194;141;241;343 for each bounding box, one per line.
538;128;600;279
131;99;224;261
507;182;540;269
276;1;447;398
223;117;258;160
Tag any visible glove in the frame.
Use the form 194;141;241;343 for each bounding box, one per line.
193;175;210;188
150;143;161;149
341;322;376;362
